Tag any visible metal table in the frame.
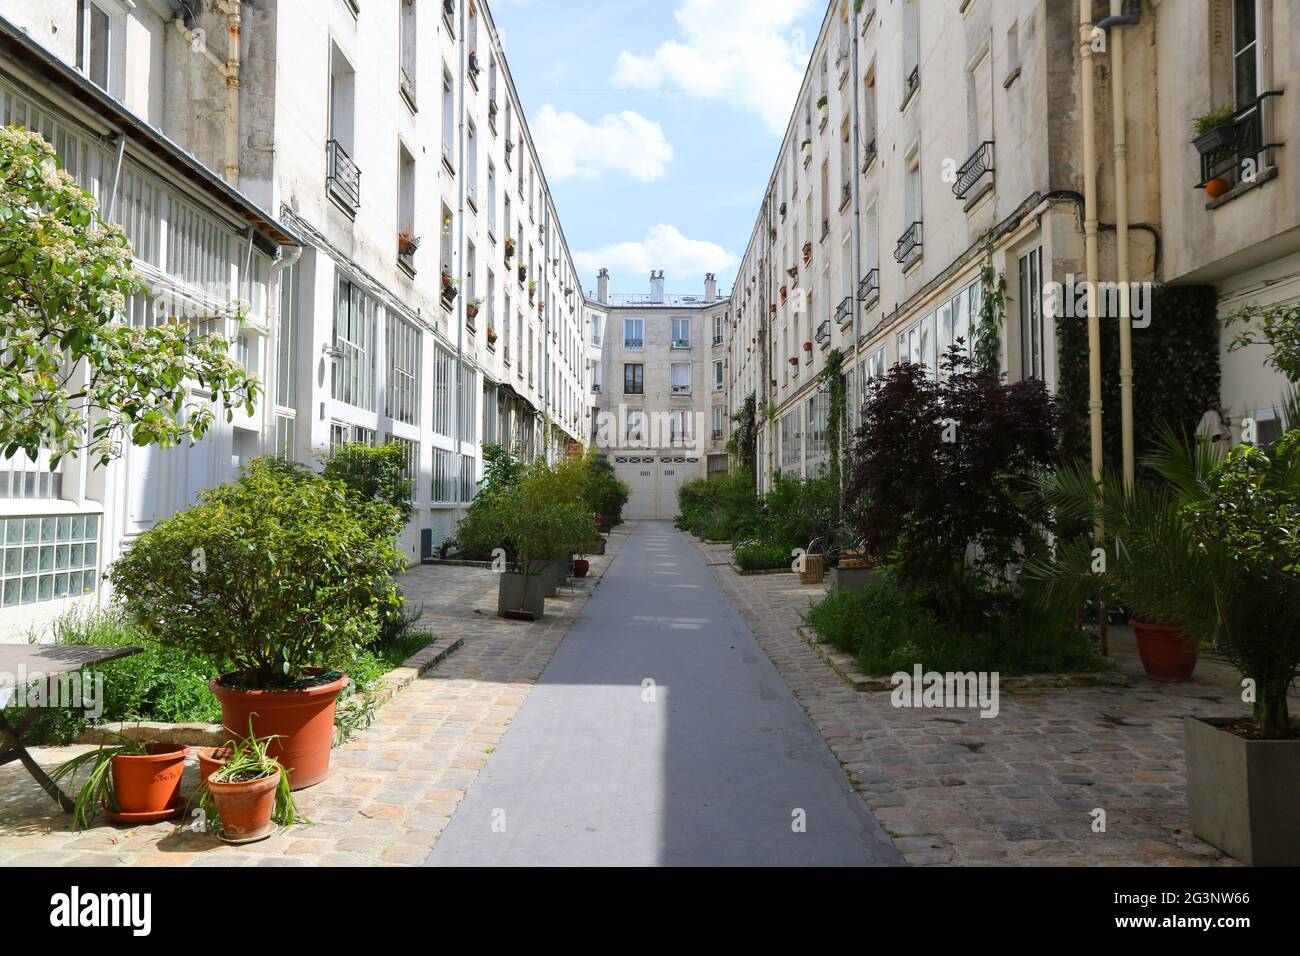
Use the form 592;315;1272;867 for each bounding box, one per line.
0;645;140;811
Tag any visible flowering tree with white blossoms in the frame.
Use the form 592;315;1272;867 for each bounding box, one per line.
0;126;259;467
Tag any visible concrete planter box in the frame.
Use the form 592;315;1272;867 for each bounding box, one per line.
497;571;546;620
534;560;568;597
1185;716;1300;866
829;565;884;593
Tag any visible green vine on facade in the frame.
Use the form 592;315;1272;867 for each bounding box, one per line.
727;392;758;476
818;347;849;516
974;233;1007;372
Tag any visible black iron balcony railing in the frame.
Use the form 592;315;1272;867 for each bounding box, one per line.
815;318;832;344
835;295;853;327
953;141;994;199
624;383;644;395
902;66;919;107
591;383;601;393
894;221;922;263
326;139;360;211
624;338;644;349
858;268;879;305
1194;91;1284;190
712;429;724;440
841;181;852;207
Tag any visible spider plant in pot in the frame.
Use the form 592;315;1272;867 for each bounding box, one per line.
195;726;309;844
109;459;406;791
50;736;189;829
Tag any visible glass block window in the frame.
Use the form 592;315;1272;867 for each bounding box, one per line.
0;470;64;500
1;514;100;607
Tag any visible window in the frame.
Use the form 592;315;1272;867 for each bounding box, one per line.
276;263;299;410
819;158;830;238
327;45;359;210
591;360;603;392
1018;246;1044;381
76;1;112;92
399;0;417;107
591;314;603;346
397;146;415;267
712;406;725;440
0;515;100;607
486;161;497;236
466;120;479;206
671;317;690;349
669;410;691;445
713;314;724;345
625;410;645;443
902;0;919;105
386;314;421;425
624;363;644;395
671;363;691;394
1233;0;1259;109
624;317;644;349
441;69;455;172
863;67;878;163
713;359;724;391
433;346;454;438
1005;21;1021;86
333;276;378;411
966;46;993;158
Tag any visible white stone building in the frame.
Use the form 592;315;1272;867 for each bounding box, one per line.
588;269;731;518
726;0;1293;488
0;0;591;640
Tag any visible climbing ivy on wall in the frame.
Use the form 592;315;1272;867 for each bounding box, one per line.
1055;284;1221;468
818;348;849;509
727;392;758;476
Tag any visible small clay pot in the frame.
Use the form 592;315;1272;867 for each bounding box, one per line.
209;768;281;844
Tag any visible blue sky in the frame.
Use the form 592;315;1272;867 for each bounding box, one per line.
490;0;826;300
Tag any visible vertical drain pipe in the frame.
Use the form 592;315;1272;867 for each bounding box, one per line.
1080;0;1107;655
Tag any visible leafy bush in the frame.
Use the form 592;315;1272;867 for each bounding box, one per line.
323;441;414;526
109;458;406;689
733;538;791;572
675;470;760;540
585;454;630;522
846;349;1059;590
452;443;522;560
805;571;1101;676
758;472;839;551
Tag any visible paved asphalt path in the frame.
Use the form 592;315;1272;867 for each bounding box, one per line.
425;521;903;866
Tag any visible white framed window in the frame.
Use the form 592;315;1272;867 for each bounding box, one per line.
713;359;724;391
712;406;725;439
386;314;421;425
669;410;692;444
671;363;691;394
1018;246;1044;381
713;314;724;345
333;276;378;411
624;317;644;349
76;0;113;92
625;409;644;442
671;317;691;349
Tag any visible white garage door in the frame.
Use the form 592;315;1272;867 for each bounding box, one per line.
614;454;700;519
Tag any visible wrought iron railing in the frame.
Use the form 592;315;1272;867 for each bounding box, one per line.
894;221;922;263
952;141;994;199
835;296;853;327
902;66;919;106
862;137;877;171
858;268;879;305
624;338;644;349
815;319;832;344
327;140;360;211
1194;91;1284;189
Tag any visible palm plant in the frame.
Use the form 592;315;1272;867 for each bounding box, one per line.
1025;427;1300;738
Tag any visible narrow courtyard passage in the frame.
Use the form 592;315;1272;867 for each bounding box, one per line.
426;521;902;866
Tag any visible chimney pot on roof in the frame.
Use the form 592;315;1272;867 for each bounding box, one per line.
704;273;717;303
650;270;665;305
596;267;610;304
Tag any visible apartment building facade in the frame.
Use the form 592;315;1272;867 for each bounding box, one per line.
589;269;731;518
728;0;1291;487
0;0;590;639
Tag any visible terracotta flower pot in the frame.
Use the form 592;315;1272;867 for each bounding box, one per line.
197;746;232;785
111;743;189;814
573;558;590;578
1205;177;1231;199
1133;620;1199;682
209;768;281;844
210;670;348;791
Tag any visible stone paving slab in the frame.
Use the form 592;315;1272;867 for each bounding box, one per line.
691;538;1297;867
0;528;629;867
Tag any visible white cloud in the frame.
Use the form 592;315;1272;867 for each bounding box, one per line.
532;104;674;183
573;224;737;284
611;0;818;135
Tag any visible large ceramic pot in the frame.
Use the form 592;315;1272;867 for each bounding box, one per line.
1185;717;1300;865
210;670;348;791
209;768;281;844
111;743;189;814
1132;620;1198;682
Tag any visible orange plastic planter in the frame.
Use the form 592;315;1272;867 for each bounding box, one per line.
1133;621;1199;682
111;743;189;814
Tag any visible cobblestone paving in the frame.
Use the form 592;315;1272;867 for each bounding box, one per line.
0;529;628;867
693;540;1298;867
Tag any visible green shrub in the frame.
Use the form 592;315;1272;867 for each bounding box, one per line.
759;472;838;550
733;538;791;572
452;443;522;560
585;454;630;522
109;458;406;689
675;470;760;540
805;571;1102;676
323;441;415;526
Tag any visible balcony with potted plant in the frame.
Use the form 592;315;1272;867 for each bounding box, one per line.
1192;93;1284;203
441;272;460;309
397;227;419;275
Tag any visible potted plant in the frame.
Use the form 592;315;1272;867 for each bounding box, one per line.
789;356;799;366
803;240;813;265
518;263;528;283
486;325;498;344
803;341;813;352
466;297;481;321
528;278;537;302
196;727;308;844
51;737;189;829
1026;429;1300;864
817;94;829;124
504;237;516;261
468;50;481;78
801;139;812;161
398;228;420;256
109;459;406;790
1192;103;1236;155
442;273;460;302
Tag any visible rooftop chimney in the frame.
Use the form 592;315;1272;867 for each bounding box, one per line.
704;273;717;303
650;270;665;305
596;267;610;304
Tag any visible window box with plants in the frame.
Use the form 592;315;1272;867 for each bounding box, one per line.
504;237;516;262
518;263;527;284
108;458;408;791
528;279;537;304
441;272;460;305
801;139;812;164
1192;104;1237;198
398;228;420;258
466;298;481;325
817;94;829;128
